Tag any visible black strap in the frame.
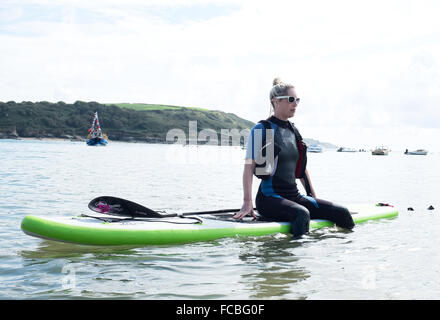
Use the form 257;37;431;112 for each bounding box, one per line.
79;214;203;224
289;122;303;141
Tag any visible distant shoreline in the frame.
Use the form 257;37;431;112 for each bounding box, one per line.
0;135;84;142
0;136;163;144
16;137;84;142
0;136;225;145
4;136;432;154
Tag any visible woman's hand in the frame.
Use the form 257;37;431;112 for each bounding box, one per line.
233;201;257;220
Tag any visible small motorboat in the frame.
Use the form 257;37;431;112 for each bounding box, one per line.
337;147;357;152
404;149;428;155
372;147;389;155
308;144;323;153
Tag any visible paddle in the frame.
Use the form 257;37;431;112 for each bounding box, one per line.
88;196;251;219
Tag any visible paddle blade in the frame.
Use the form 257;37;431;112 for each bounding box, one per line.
88;196;163;218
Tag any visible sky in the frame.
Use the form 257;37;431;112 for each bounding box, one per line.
1;0;439;151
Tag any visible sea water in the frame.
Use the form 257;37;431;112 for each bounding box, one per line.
0;139;439;299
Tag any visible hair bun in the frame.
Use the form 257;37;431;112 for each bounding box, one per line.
273;77;282;86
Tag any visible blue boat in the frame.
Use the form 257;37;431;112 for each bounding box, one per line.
86;137;108;146
86;112;108;146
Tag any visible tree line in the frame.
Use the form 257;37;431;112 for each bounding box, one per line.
0;101;254;142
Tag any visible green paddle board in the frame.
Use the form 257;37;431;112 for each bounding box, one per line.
21;204;398;246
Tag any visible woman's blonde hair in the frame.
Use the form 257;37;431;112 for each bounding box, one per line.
269;77;295;115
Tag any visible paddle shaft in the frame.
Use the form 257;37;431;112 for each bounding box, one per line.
160;207;257;218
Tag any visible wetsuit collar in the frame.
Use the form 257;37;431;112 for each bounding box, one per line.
268;116;295;131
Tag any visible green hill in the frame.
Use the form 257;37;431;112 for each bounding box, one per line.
109;103;209;112
0;101;255;143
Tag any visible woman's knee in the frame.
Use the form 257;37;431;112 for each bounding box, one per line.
333;205;355;229
287;205;310;236
297;206;311;221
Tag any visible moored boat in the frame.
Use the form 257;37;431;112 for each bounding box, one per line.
372;147;389;155
337;147;357;152
86;112;108;146
404;149;428;155
308;144;323;153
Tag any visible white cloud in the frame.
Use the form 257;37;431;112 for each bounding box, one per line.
1;0;440;150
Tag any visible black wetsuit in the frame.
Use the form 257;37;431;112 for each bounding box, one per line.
245;116;354;237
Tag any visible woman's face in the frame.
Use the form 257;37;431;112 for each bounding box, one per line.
273;87;299;120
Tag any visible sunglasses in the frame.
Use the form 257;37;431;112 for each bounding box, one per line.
276;96;300;104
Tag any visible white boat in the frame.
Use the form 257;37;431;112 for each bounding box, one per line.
308;144;323;153
337;147;357;152
372;147;389;155
404;149;428;155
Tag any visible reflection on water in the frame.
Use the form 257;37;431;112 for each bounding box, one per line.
19;240;140;259
237;236;307;299
234;228;355;299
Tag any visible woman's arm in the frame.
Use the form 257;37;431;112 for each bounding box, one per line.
300;169;316;198
233;161;257;219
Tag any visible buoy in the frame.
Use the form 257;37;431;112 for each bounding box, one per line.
427;205;434;210
377;203;394;207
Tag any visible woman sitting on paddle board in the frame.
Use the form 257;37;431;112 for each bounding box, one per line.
233;78;354;237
